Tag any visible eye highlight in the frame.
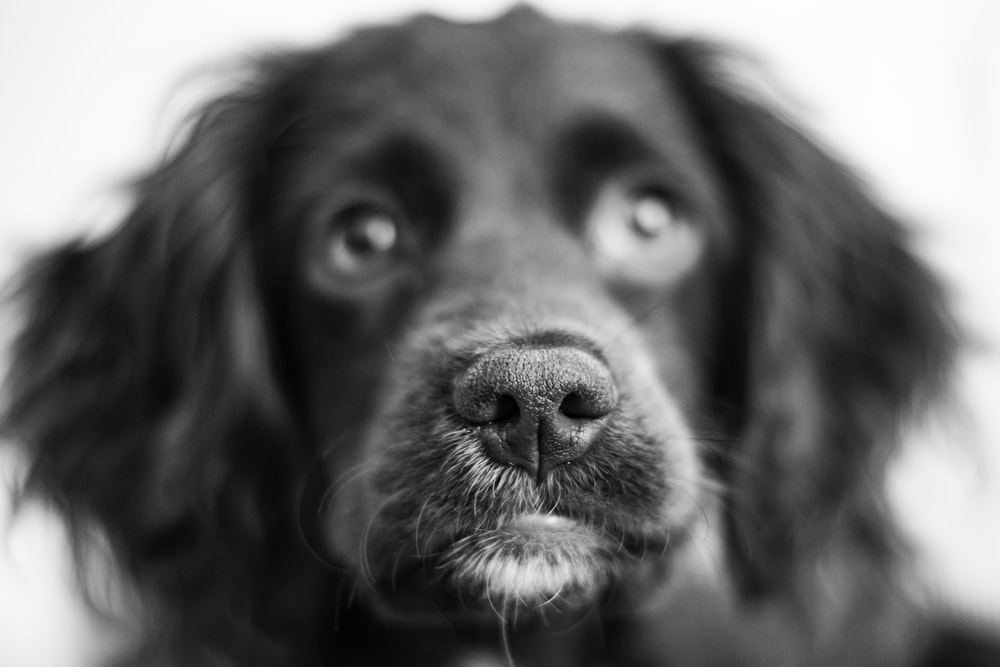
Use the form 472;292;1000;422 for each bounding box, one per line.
327;204;400;277
585;181;702;286
628;191;676;239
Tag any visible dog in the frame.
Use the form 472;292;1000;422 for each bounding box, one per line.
4;6;995;666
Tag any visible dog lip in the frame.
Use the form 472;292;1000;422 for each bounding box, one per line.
435;513;612;608
504;512;578;533
375;514;675;620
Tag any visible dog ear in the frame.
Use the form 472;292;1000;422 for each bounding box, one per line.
648;38;957;597
4;64;306;625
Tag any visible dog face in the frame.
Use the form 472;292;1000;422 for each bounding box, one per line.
265;13;730;618
6;7;957;665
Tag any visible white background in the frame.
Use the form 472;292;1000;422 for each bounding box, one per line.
1;1;998;663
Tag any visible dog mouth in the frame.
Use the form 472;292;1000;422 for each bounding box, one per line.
364;510;675;622
437;514;616;608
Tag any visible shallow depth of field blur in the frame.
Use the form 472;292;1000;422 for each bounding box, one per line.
0;0;997;662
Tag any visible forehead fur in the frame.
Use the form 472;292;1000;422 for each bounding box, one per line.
283;9;690;151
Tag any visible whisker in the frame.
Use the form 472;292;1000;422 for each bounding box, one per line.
318;459;378;514
359;489;406;589
414;498;432;559
498;610;516;667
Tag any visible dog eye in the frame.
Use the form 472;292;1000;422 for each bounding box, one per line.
324;203;402;281
586;182;702;285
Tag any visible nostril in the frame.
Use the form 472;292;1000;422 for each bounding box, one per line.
454;390;520;425
493;395;519;423
559;391;609;419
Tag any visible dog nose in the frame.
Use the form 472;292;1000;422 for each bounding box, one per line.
453;346;618;479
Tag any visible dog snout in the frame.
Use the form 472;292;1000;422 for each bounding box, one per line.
452;345;618;479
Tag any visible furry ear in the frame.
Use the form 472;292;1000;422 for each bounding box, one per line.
3;65;310;648
649;39;957;596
